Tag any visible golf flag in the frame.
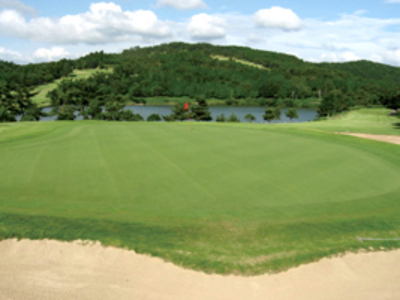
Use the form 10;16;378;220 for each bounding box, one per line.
184;102;190;130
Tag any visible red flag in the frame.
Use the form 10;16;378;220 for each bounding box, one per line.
184;102;189;111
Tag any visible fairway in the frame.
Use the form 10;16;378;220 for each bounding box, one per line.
1;115;400;274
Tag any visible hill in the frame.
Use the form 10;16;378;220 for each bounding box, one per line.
1;43;400;121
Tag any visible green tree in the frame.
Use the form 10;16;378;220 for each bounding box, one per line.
318;89;350;117
147;114;162;122
382;90;400;110
13;87;39;118
0;85;17;122
47;79;78;120
263;108;274;123
0;104;15;122
103;95;126;121
244;113;256;123
167;103;187;121
52;105;76;121
258;76;283;98
20;102;43;121
285;108;298;122
227;113;240;123
162;114;175;122
216;114;226;122
85;99;103;120
191;96;212;121
121;110;143;121
273;107;281;121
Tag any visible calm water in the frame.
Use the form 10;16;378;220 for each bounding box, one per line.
38;106;317;123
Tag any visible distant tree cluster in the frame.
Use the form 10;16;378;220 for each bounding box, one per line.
0;85;44;122
215;113;241;123
263;107;281;123
46;73;145;121
163;96;213;122
0;51;118;91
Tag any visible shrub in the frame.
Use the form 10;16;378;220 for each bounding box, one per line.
227;113;240;123
244;113;256;123
147;114;162;122
216;114;226;122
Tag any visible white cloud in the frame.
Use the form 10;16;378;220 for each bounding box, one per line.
188;13;226;40
232;12;400;66
382;49;400;65
1;5;400;67
0;46;23;61
0;3;172;44
0;0;37;16
369;54;383;63
185;11;400;66
320;51;360;62
254;7;302;31
157;0;207;10
33;47;70;62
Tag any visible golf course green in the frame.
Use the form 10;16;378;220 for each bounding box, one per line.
1;108;400;274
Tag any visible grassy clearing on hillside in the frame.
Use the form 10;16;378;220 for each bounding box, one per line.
211;55;270;70
0;109;399;274
31;68;112;107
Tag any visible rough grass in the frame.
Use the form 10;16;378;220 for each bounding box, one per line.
0;108;400;274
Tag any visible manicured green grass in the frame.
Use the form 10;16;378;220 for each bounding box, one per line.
0;109;400;274
293;108;400;136
31;68;112;107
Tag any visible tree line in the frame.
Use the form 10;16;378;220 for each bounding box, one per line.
1;42;400;123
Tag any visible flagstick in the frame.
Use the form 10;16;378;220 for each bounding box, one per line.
187;110;190;131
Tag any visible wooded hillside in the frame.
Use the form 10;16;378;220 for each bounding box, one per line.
1;42;400;122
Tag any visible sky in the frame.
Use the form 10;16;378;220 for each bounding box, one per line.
0;0;400;66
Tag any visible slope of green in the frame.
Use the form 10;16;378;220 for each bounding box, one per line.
292;108;400;136
0;109;400;274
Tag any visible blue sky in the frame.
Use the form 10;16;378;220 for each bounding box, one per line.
0;0;400;66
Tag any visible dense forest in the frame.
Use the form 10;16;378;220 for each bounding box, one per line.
1;42;400;122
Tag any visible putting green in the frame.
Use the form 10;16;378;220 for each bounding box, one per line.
1;118;400;274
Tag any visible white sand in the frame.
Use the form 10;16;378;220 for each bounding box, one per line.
338;132;400;145
0;239;399;300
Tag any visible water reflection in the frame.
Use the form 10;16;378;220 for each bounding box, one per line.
37;106;317;123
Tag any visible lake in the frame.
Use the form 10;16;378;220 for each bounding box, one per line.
38;106;317;123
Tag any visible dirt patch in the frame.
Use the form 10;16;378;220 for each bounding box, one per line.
337;132;400;145
1;239;400;300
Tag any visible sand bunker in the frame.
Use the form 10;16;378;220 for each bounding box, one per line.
338;132;400;145
0;239;399;300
